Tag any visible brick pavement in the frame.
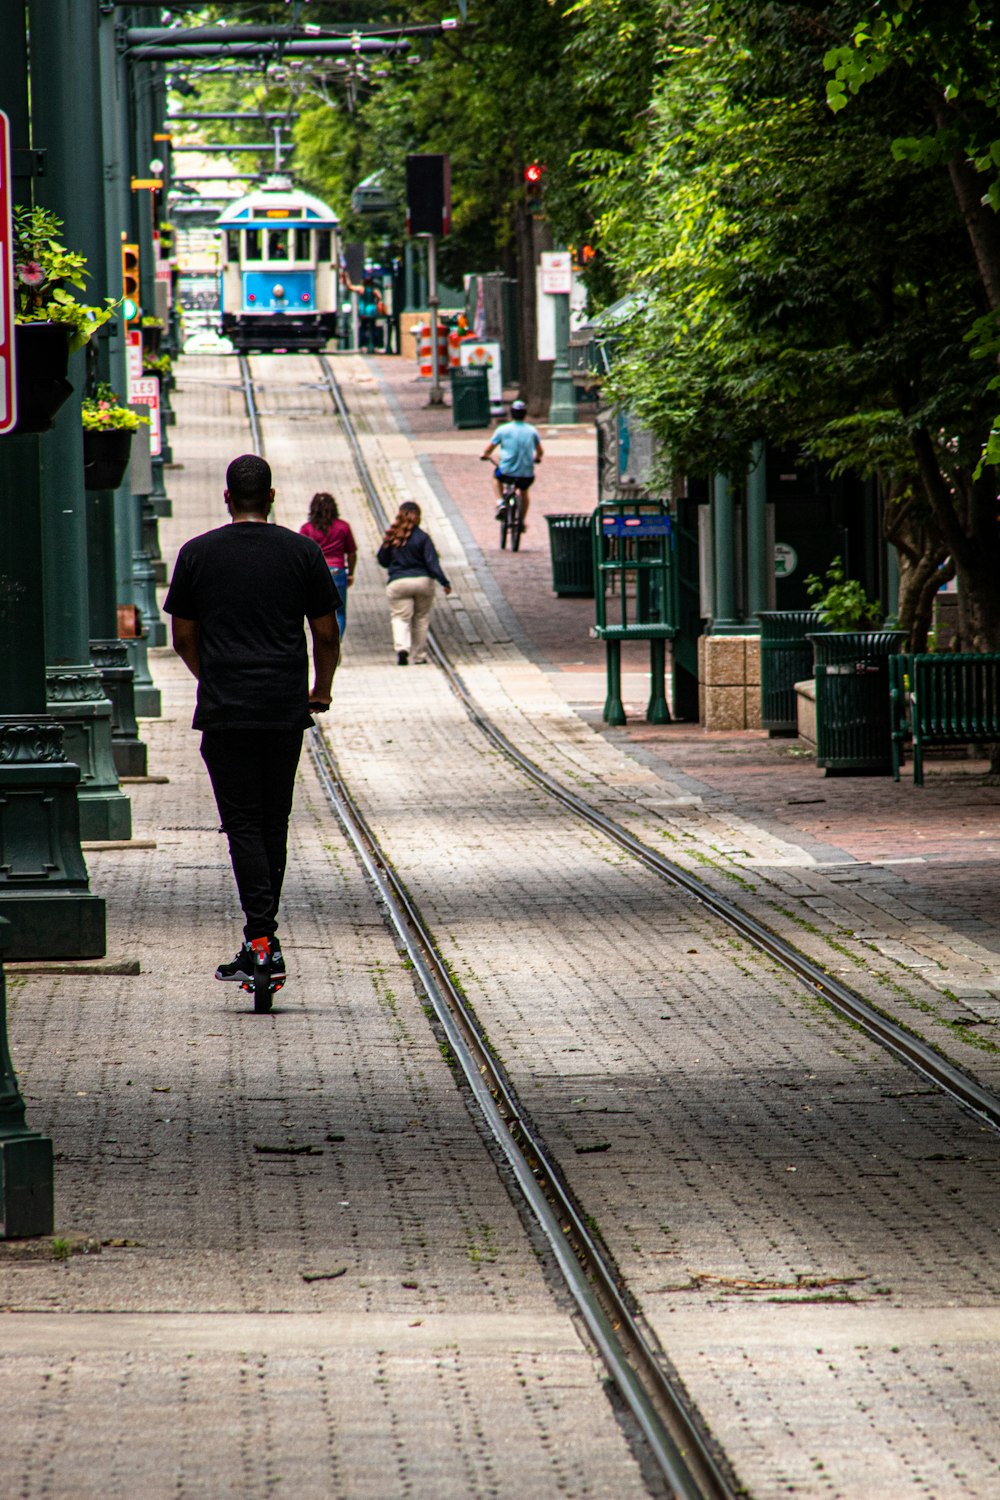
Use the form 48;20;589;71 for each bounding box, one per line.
5;349;1000;1498
0;359;652;1500
319;356;1000;1498
367;354;1000;1077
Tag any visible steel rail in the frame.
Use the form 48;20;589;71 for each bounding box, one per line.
315;353;1000;1137
307;729;734;1500
238;356;734;1498
237;354;264;459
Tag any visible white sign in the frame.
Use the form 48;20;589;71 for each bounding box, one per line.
775;542;798;578
126;329;143;387
130;375;161;457
459;337;503;403
540;250;572;294
0;110;16;434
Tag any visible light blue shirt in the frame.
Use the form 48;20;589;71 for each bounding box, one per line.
490;420;541;477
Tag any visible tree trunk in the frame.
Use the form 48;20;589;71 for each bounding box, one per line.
910;426;1000;649
931;97;1000;313
884;491;954;652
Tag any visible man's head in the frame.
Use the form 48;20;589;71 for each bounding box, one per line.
511;399;527;421
225;453;273;517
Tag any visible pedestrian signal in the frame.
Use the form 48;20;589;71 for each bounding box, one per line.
524;162;545;214
121;242;140;323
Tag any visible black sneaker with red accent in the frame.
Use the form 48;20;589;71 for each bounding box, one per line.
215;943;254;983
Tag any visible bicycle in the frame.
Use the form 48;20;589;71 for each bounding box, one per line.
496;476;524;551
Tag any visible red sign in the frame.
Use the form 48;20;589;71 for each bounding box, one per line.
0;110;17;435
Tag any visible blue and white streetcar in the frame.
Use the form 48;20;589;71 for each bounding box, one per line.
217;177;341;352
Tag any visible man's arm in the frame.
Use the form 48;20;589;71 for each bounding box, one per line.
534;436;544;462
171;617;201;680
308;611;340;707
480;440;497;461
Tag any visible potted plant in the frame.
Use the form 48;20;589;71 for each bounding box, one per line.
143;350;173;389
140;315;165;356
81;383;148;491
804;557;906;774
12;205;114;433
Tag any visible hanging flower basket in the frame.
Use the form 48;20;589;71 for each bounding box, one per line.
82;428;133;491
12;322;73;433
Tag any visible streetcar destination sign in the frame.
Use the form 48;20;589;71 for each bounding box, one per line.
0;110;17;435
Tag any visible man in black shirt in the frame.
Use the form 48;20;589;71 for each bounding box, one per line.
163;453;340;992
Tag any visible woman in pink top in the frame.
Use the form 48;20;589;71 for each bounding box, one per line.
299;492;357;637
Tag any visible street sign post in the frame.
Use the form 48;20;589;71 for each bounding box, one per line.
0;110;18;435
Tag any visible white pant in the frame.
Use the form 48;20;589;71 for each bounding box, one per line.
386;575;436;658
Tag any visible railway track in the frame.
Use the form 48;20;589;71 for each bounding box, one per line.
238;350;1000;1498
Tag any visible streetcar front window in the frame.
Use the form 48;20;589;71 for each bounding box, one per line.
268;229;290;260
295;228;311;261
316;230;332;262
226;230;239;262
244;229;262;262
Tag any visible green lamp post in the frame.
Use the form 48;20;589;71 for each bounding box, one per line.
0;0;106;959
28;0;131;842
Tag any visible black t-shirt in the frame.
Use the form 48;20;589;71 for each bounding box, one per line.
163;522;340;731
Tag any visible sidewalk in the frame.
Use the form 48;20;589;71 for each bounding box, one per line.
368;353;1000;1063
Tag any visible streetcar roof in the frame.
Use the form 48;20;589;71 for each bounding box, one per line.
217;179;338;229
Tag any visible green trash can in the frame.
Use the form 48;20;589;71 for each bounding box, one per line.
450;366;490;429
809;630;907;774
545;513;594;597
757;610;827;736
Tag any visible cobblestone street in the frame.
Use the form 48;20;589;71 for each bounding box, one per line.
3;351;999;1498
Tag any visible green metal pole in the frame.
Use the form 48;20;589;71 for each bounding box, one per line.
29;0;131;842
710;471;742;631
127;42;167;647
746;439;769;620
98;5;160;715
0;917;54;1238
547;251;575;425
0;0;105;959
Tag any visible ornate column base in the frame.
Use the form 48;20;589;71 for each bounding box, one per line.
46;667;131;842
123;635;162;719
0;718;106;959
142;496;168;585
132;545;166;649
90;639;147;778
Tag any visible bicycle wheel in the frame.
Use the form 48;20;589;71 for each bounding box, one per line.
499;501;510;549
510;497;522;552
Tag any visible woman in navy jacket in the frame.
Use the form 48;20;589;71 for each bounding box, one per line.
376;502;451;665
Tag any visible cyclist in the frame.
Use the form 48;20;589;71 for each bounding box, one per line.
481;398;543;530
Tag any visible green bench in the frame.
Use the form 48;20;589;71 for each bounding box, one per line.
890;652;1000;784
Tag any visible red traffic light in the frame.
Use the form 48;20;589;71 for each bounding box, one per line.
524;162;544;184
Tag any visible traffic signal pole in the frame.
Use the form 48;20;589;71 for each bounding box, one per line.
425;233;443;406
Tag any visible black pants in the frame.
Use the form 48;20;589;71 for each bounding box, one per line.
200;728;303;943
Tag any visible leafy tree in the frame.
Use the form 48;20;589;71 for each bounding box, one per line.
579;1;998;648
